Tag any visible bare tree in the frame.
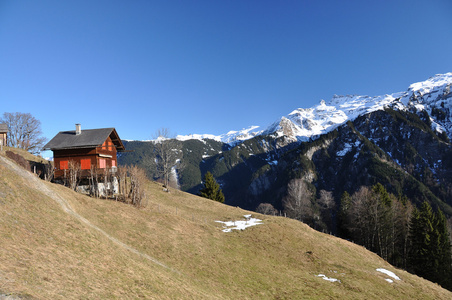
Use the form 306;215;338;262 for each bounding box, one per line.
283;178;314;223
103;166;110;199
128;165;147;207
152;128;182;190
347;186;373;248
89;166;100;198
67;160;81;191
256;203;278;216
44;161;54;182
344;185;416;268
318;190;335;210
116;166;128;201
390;196;413;268
0;112;47;154
317;190;336;231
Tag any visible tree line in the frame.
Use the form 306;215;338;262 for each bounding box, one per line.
339;183;452;290
257;178;452;291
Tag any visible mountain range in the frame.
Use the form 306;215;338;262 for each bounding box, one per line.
174;73;452;144
119;73;452;223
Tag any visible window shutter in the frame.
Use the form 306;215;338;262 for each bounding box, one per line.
60;160;68;170
99;158;106;169
81;159;91;170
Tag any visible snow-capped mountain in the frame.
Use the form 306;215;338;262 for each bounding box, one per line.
176;73;452;145
175;125;262;145
120;72;452;229
262;73;452;142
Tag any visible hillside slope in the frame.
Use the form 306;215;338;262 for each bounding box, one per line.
1;153;451;299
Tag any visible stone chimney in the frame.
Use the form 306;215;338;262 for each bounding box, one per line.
75;124;81;135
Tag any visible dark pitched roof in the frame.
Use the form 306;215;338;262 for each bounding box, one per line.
43;127;125;151
0;123;8;133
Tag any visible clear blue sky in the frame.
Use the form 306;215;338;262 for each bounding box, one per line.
1;0;452;149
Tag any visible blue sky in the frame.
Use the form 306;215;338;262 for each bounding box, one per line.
1;0;452;149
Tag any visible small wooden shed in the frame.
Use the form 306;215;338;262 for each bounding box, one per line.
43;124;125;179
0;123;8;146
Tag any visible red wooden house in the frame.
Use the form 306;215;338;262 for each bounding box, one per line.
43;124;125;179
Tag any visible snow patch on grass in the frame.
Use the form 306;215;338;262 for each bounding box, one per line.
316;268;401;284
215;215;263;232
316;274;340;283
377;268;401;283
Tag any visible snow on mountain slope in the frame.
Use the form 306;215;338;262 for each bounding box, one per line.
408;72;452;98
405;73;452;136
171;73;452;145
263;93;403;142
176;126;262;145
265;73;452;142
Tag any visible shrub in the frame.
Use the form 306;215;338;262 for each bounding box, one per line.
6;150;30;171
256;203;278;216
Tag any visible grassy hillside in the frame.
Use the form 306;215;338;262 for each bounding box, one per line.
1;151;451;299
1;146;48;164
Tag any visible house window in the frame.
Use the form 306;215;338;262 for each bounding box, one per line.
101;139;114;151
60;160;68;170
81;159;91;170
99;158;106;169
111;160;116;167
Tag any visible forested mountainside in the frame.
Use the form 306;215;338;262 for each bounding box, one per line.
120;107;452;215
119;73;452;216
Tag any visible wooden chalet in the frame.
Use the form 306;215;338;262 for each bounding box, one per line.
0;123;8;147
43;124;125;179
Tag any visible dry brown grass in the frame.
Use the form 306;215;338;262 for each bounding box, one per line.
0;146;48;164
1;152;451;299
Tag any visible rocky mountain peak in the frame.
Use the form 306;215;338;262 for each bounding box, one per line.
165;73;452;146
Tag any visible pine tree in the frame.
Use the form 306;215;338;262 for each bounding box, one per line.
372;182;391;206
408;201;452;290
432;210;452;290
338;191;351;238
407;205;430;277
198;171;225;203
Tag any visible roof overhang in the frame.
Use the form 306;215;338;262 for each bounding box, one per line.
110;128;126;151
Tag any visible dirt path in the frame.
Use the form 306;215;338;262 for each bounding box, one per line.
0;155;176;273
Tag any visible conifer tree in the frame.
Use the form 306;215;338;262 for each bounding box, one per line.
407;205;429;276
199;171;225;203
432;210;452;290
372;182;391;206
408;201;452;290
338;191;351;238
